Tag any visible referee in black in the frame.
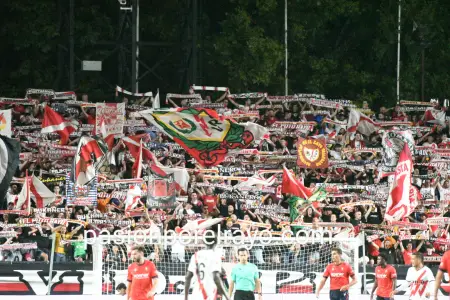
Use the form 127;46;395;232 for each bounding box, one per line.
229;248;262;300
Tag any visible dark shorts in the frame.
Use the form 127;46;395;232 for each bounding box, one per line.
330;290;349;300
376;297;390;300
234;290;255;300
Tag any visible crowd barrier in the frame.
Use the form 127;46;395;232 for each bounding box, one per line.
0;263;448;297
0;295;423;300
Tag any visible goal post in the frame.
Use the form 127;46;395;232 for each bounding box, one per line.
91;232;362;298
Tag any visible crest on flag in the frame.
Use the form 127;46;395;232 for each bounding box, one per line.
139;108;268;167
297;138;328;169
380;130;414;176
147;173;177;209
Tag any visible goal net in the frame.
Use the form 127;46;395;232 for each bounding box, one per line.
91;232;361;298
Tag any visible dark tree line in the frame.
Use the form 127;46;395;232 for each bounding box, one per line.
0;0;448;106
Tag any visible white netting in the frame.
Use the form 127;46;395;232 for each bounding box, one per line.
92;234;360;297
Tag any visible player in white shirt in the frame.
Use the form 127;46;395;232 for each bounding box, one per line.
184;233;229;300
393;252;434;300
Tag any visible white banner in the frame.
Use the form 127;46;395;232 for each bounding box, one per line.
0;109;12;137
95;103;125;135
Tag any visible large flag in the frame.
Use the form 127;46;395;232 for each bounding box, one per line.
0;135;21;209
0;110;12;137
347;109;379;136
385;144;414;221
282;165;312;199
297;137;329;169
140;108;268;167
41;106;78;144
73;136;107;186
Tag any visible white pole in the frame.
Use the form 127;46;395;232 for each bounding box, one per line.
46;232;57;295
285;0;288;96
136;0;140;93
396;0;401;104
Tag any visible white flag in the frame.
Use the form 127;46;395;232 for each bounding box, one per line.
153;89;160;109
0;109;12;137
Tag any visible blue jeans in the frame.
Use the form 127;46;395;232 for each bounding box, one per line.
55;253;66;263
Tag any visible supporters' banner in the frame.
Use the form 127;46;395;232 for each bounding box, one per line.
0;109;12;137
229;92;266;99
400;100;433;106
140;108;268;167
95;103;125;136
339;200;374;210
271;121;315;130
380;130;415;176
385;144;414;221
0;243;37;250
26;88;55;98
147;173;177;209
191;84;229;93
296;138;328;169
116;86;152;97
0;135;21;209
308;98;342;109
0;97;33;104
66;174;97;206
54;91;76;101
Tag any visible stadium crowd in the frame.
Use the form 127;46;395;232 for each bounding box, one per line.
0;87;449;270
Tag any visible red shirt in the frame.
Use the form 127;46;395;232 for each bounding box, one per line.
439;250;450;273
402;249;417;265
375;265;397;297
202;195;217;213
127;260;158;300
323;262;354;291
369;239;382;257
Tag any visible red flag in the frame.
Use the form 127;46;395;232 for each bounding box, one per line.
132;140;143;179
282;165;312;199
41;106;77;144
385;144;414;221
99;118;115;151
347;109;380;136
122;135;153;161
29;176;56;208
74;137;106;186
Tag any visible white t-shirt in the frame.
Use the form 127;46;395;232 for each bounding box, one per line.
438;185;450;202
405;266;435;300
187;248;222;300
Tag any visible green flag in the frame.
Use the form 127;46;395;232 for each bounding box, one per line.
308;187;327;203
287;187;328;222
